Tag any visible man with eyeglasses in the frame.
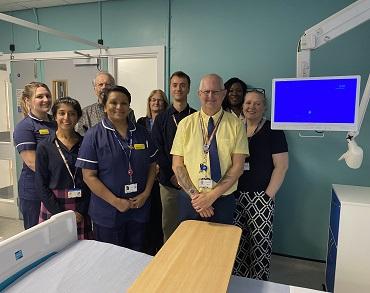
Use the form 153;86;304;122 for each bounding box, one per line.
76;71;135;135
151;71;196;242
171;74;249;224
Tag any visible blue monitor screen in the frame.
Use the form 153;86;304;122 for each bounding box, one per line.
272;76;360;131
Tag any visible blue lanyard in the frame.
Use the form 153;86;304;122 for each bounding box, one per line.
113;131;134;183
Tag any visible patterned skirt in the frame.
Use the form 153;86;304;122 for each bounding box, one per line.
39;189;93;240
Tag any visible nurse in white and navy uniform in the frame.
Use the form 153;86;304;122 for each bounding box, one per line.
13;82;56;229
76;85;157;252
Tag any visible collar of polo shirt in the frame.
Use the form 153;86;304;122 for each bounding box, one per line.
199;108;223;123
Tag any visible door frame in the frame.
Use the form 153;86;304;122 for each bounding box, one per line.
0;45;165;219
106;46;165;91
0;60;19;218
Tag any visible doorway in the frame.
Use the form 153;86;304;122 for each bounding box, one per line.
0;46;164;219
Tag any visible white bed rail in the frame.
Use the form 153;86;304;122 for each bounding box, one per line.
0;211;77;290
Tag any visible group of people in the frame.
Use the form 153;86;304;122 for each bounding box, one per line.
13;70;289;281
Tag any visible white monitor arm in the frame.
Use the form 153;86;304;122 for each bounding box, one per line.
338;76;370;169
296;0;370;169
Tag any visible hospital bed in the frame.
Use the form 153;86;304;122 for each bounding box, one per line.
0;211;324;292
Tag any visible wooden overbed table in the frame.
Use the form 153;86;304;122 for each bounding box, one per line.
128;220;242;293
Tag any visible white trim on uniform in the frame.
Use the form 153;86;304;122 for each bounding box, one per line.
28;113;44;122
101;117;137;132
77;158;98;164
101;119;115;131
16;142;36;148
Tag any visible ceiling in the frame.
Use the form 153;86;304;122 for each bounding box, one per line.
0;0;107;12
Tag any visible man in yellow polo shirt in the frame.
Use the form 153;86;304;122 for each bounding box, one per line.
171;74;249;224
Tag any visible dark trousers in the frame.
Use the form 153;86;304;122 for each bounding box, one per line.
178;190;236;225
19;198;41;229
93;221;146;252
144;181;164;255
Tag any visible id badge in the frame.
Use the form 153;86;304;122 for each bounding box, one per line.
68;189;82;198
39;129;49;135
244;162;250;171
125;183;138;194
133;144;145;150
198;178;213;189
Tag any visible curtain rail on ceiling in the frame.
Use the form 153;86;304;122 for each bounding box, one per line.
0;13;109;50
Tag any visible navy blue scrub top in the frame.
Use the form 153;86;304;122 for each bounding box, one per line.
35;132;89;215
76;117;158;228
13;113;56;201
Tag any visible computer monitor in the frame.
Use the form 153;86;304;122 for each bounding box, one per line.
271;76;360;131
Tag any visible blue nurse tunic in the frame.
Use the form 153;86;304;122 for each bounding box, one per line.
13;113;56;229
76;117;158;228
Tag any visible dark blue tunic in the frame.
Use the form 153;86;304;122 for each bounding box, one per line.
76;117;157;228
13;113;56;200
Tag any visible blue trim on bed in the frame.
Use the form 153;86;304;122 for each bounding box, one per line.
0;252;57;291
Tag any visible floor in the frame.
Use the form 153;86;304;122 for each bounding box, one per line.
0;216;24;242
270;254;326;291
0;216;326;291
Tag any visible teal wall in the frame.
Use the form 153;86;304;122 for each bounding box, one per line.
1;0;369;260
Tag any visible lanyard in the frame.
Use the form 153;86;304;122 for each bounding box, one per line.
148;118;154;131
172;108;191;127
199;110;224;154
113;130;134;183
55;140;78;188
246;117;266;138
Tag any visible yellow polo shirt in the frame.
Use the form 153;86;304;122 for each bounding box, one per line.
171;108;249;195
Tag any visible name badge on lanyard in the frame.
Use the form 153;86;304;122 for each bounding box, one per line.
198;111;224;190
55;140;81;197
199;178;213;189
114;131;139;194
68;188;82;198
125;183;138;194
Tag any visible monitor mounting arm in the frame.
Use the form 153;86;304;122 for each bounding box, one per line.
297;0;370;78
296;0;370;168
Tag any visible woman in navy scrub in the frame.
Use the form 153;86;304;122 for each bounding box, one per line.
35;97;92;239
76;86;157;251
13;82;56;229
137;89;168;255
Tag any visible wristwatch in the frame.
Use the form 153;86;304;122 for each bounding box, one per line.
188;188;196;195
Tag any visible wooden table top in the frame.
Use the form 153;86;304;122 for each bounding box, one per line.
128;220;242;293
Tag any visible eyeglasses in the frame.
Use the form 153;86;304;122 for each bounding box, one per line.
199;89;225;96
247;88;265;96
150;98;164;103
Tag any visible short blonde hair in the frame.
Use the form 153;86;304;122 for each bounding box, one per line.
20;82;51;117
146;89;169;118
